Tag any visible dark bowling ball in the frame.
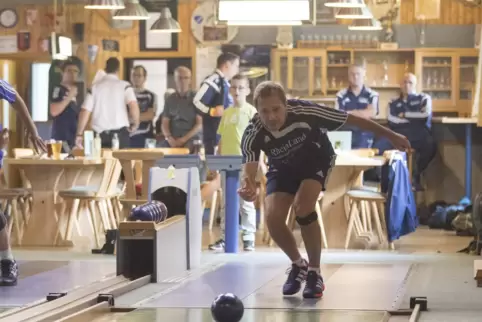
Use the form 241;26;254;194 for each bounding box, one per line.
211;293;244;322
128;200;168;223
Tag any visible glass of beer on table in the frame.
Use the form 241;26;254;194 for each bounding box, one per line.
46;140;62;160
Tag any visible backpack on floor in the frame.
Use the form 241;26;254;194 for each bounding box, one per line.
458;193;482;254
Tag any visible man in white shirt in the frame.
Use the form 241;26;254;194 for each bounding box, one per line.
76;58;140;148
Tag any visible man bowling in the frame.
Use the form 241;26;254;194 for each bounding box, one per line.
238;81;410;298
0;80;46;286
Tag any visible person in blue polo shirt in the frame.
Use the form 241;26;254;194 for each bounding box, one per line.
49;59;81;149
375;73;436;190
335;63;379;148
193;52;239;155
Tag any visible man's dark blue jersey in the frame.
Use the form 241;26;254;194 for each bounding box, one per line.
241;99;348;171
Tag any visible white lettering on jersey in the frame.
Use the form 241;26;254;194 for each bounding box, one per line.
269;132;307;157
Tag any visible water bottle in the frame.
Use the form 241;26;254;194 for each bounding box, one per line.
112;133;119;150
193;140;207;182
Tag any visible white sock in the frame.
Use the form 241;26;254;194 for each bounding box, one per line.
0;249;13;260
293;258;307;267
308;266;320;274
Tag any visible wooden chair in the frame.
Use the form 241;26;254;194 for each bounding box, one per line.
113;149;186;222
344;149;413;250
58;157;122;248
0;148;35;245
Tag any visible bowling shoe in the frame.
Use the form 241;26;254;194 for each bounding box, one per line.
208;239;225;251
283;261;308;295
302;271;325;299
0;259;18;286
243;241;255;251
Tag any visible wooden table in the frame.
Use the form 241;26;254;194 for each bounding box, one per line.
321;154;385;249
4;158;104;246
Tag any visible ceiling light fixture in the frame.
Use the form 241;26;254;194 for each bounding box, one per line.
85;0;125;10
112;0;149;20
335;6;372;19
325;0;366;8
150;8;182;33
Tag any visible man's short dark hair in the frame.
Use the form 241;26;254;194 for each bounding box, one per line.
133;65;147;77
61;57;80;71
216;52;239;68
253;81;286;107
105;57;120;74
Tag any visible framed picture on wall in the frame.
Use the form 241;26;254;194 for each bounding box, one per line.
139;0;179;51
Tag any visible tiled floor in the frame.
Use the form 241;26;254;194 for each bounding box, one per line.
2;226;478;322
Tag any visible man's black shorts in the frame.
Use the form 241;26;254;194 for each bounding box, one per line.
265;155;336;196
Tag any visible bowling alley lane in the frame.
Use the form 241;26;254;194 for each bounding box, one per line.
84;308;389;322
0;259;115;309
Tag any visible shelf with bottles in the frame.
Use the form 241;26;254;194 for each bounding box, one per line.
353;51;414;90
421;69;452;93
297;33;380;49
291;56;310;97
458;56;477;99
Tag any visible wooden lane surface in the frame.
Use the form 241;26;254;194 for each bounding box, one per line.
321;154;386;249
4;157;105;246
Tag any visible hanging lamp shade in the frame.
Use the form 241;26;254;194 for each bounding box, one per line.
348;18;382;31
325;0;366;8
335;6;372;19
85;0;125;10
112;0;149;20
150;8;181;33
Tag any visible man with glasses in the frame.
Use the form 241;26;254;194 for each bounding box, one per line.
159;66;202;152
129;65;158;148
375;73;436;190
49;58;81;149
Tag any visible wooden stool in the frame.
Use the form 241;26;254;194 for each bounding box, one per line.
207;188;222;231
263;194;328;249
344;189;391;249
59;158;122;248
0;189;31;245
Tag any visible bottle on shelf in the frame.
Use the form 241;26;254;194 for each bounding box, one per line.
112;133;119;150
93;133;102;158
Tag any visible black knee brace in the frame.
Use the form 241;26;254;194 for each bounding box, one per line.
295;211;318;226
0;211;6;231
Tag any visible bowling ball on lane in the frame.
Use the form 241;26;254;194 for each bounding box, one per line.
211;293;244;322
128;201;168;223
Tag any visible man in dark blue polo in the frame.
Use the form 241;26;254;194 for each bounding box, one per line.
129;65;157;148
335;63;379;148
375;73;436;189
49;59;81;149
193;52;239;155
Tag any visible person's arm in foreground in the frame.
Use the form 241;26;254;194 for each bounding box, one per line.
238;122;262;201
0;81;46;153
301;101;411;151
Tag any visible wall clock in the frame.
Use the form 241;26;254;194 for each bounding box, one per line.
0;9;18;29
191;1;238;46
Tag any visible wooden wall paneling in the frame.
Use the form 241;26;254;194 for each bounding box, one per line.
400;0;482;24
0;2;197;87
